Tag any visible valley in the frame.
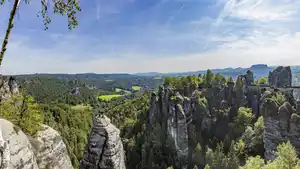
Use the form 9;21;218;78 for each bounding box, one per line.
1;64;300;169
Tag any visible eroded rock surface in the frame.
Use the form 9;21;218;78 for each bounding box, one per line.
268;66;292;88
29;125;73;169
0;118;39;169
0;118;74;169
0;76;19;101
261;92;300;161
80;114;126;169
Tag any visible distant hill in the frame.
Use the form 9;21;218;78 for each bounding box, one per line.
134;64;300;79
15;73;136;80
9;64;300;90
15;73;163;92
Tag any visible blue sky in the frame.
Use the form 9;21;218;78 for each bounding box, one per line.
1;0;300;74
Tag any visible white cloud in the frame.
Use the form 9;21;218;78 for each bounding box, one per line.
2;30;300;75
1;0;300;74
218;0;300;22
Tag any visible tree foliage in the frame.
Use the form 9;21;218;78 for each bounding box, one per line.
0;0;81;67
241;142;300;169
256;77;267;85
0;93;43;135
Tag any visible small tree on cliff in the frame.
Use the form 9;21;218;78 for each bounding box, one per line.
235;76;243;89
0;0;81;67
205;69;214;87
256;77;267;85
241;141;300;169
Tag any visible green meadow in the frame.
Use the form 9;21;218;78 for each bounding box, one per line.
115;88;123;92
132;85;141;91
98;94;123;101
115;88;131;94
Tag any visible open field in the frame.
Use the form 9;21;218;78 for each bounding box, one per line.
98;94;123;101
115;88;131;94
115;88;123;92
132;85;141;91
71;104;93;111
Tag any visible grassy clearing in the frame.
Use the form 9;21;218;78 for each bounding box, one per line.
71;104;93;111
115;88;131;94
132;85;141;91
115;88;122;92
98;94;122;101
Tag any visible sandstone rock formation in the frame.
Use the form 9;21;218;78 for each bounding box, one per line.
0;76;19;101
29;125;73;169
79;114;126;169
0;118;39;169
0;124;11;169
147;87;190;169
261;98;300;161
0;118;73;169
268;66;292;88
145;66;300;167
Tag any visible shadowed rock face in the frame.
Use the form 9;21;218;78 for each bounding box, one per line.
261;98;300;161
79;115;126;169
0;76;19;101
144;66;300;167
268;66;292;88
147;87;190;169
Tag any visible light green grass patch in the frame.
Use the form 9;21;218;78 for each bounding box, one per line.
115;88;131;94
124;90;131;94
98;94;122;101
115;88;122;92
132;85;141;91
71;104;93;111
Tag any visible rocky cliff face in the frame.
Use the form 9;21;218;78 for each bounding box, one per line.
259;66;300;161
0;118;73;169
147;87;190;169
268;66;292;88
0;118;39;169
261;93;300;161
29;125;73;169
79;114;126;169
0;76;19;101
145;66;300;167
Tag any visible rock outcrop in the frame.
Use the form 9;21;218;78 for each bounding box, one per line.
268;66;292;88
0;124;11;169
0;118;73;169
0;118;39;169
79;114;126;169
261;97;300;161
29;125;73;169
145;66;300;167
147;87;190;169
0;76;19;101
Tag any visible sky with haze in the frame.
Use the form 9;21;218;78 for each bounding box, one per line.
0;0;300;74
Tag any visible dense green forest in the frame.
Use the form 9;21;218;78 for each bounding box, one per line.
1;75;154;168
1;71;299;169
